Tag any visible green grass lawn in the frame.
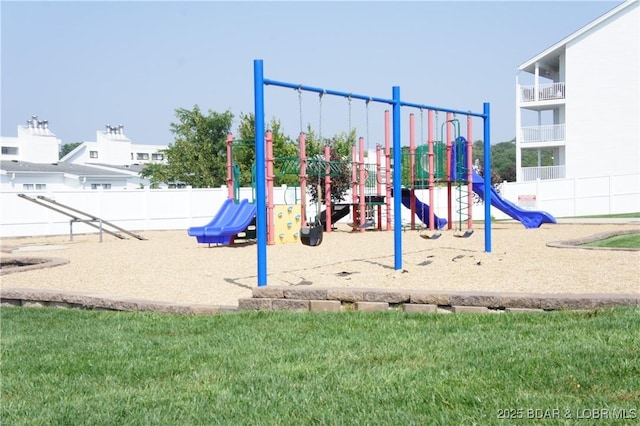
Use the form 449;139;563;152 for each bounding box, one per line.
2;307;639;425
570;212;640;219
583;233;640;249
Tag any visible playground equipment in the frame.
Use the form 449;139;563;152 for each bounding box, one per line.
402;109;475;239
470;168;556;228
205;60;552;262
224;97;389;245
300;181;323;246
186;134;259;246
298;129;324;246
225;134;257;202
295;90;387;234
187;198;257;246
253;59;493;287
396;188;447;239
274;204;302;244
17;193;146;241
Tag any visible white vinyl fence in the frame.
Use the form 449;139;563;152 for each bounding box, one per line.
500;173;640;218
2;173;638;238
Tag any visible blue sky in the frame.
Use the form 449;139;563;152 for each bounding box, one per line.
1;1;622;148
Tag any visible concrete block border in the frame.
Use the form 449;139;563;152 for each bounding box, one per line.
547;229;640;251
0;257;69;276
243;286;639;313
1;287;234;315
1;286;638;315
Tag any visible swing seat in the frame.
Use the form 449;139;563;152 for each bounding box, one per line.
300;224;323;246
454;229;474;238
420;229;442;240
359;220;375;229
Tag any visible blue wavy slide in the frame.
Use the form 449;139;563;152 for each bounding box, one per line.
471;169;556;229
400;188;448;229
188;198;257;245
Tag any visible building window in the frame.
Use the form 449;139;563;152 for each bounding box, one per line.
131;153;134;160
90;183;112;190
136;153;149;160
152;153;164;161
168;183;187;189
1;146;19;155
90;151;99;158
22;183;46;190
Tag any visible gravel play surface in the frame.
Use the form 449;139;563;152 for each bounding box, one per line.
2;222;639;307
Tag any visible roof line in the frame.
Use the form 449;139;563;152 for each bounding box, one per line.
518;0;636;70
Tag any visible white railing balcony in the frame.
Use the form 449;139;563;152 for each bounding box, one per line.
521;165;566;181
520;82;565;103
520;124;565;144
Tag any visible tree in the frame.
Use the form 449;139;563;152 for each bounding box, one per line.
304;127;355;204
473;140;504;186
140;105;233;188
491;140;517;182
522;148;554;168
234;113;352;201
473;138;554;183
236;113;298;186
59;142;82;159
138;163;169;189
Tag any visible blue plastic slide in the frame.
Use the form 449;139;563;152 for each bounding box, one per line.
188;198;257;245
400;188;448;229
471;170;556;229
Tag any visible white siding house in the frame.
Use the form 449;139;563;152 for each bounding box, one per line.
0;117;61;163
60;124;167;167
515;0;639;183
1;119;168;191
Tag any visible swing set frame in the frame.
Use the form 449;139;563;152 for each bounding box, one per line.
253;59;492;287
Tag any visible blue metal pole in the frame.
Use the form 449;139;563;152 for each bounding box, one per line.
254;59;267;286
483;102;492;253
392;86;402;270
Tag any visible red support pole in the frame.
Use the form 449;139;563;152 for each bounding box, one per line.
351;144;358;231
266;131;274;245
358;136;366;232
324;144;332;233
376;144;383;230
467;115;473;230
446;112;453;230
299;132;307;227
384;110;391;231
428;110;435;231
226;134;234;200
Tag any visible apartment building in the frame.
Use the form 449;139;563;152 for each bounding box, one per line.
0;117;168;190
515;0;638;183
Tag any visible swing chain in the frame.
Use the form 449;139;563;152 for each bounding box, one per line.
365;97;371;152
297;86;303;135
318;90;326;144
318;91;326;209
348;95;352;137
419;107;424;144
